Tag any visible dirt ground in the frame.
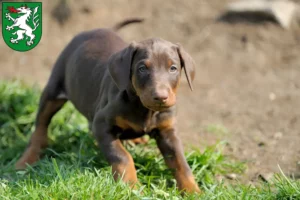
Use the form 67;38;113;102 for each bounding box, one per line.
1;0;300;183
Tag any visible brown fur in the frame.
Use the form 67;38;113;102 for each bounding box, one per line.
115;116;143;132
16;18;199;193
110;139;137;185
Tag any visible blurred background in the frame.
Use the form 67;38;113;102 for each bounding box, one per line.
1;0;300;183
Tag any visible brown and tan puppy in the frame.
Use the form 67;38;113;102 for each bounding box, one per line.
15;18;200;193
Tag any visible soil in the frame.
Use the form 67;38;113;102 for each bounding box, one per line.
1;0;300;183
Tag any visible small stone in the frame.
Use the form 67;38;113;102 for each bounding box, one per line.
274;132;283;139
225;173;238;180
269;92;276;101
218;0;300;29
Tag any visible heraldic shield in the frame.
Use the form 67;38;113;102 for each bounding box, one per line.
2;2;42;51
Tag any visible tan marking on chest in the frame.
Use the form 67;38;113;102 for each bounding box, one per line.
115;116;143;132
157;117;176;130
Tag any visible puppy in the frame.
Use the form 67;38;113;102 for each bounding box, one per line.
16;18;200;193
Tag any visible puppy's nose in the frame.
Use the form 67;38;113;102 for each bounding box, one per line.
153;91;168;103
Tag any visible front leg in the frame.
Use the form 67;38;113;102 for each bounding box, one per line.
5;13;15;22
6;25;15;31
6;23;16;31
154;127;200;193
93;120;138;186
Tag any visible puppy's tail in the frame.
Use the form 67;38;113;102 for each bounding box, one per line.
112;18;144;31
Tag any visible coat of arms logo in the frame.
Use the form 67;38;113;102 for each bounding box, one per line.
2;2;42;51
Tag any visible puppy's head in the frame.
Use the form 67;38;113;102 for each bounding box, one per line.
17;6;30;13
108;38;195;111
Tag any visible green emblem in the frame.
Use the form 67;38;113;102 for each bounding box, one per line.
2;2;42;52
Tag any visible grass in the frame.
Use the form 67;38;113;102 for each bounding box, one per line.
0;80;300;199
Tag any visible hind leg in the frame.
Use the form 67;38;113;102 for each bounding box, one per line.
11;30;25;44
26;31;35;46
15;88;67;169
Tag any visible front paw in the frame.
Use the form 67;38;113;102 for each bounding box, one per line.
11;39;18;44
6;26;13;31
27;41;33;46
5;13;10;19
178;175;201;194
181;184;201;194
15;146;41;170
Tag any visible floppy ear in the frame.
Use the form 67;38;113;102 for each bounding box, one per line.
108;42;137;91
176;43;195;91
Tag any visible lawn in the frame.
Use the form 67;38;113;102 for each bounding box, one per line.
0;80;299;199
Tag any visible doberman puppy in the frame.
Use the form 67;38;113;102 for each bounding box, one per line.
15;18;200;193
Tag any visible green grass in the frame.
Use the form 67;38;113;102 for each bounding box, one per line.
0;80;300;199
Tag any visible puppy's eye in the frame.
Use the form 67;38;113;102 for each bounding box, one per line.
138;65;147;73
170;65;178;73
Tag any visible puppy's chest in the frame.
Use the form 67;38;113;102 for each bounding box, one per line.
115;114;174;134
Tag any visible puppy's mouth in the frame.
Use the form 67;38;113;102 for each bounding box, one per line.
144;103;172;112
139;95;175;111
